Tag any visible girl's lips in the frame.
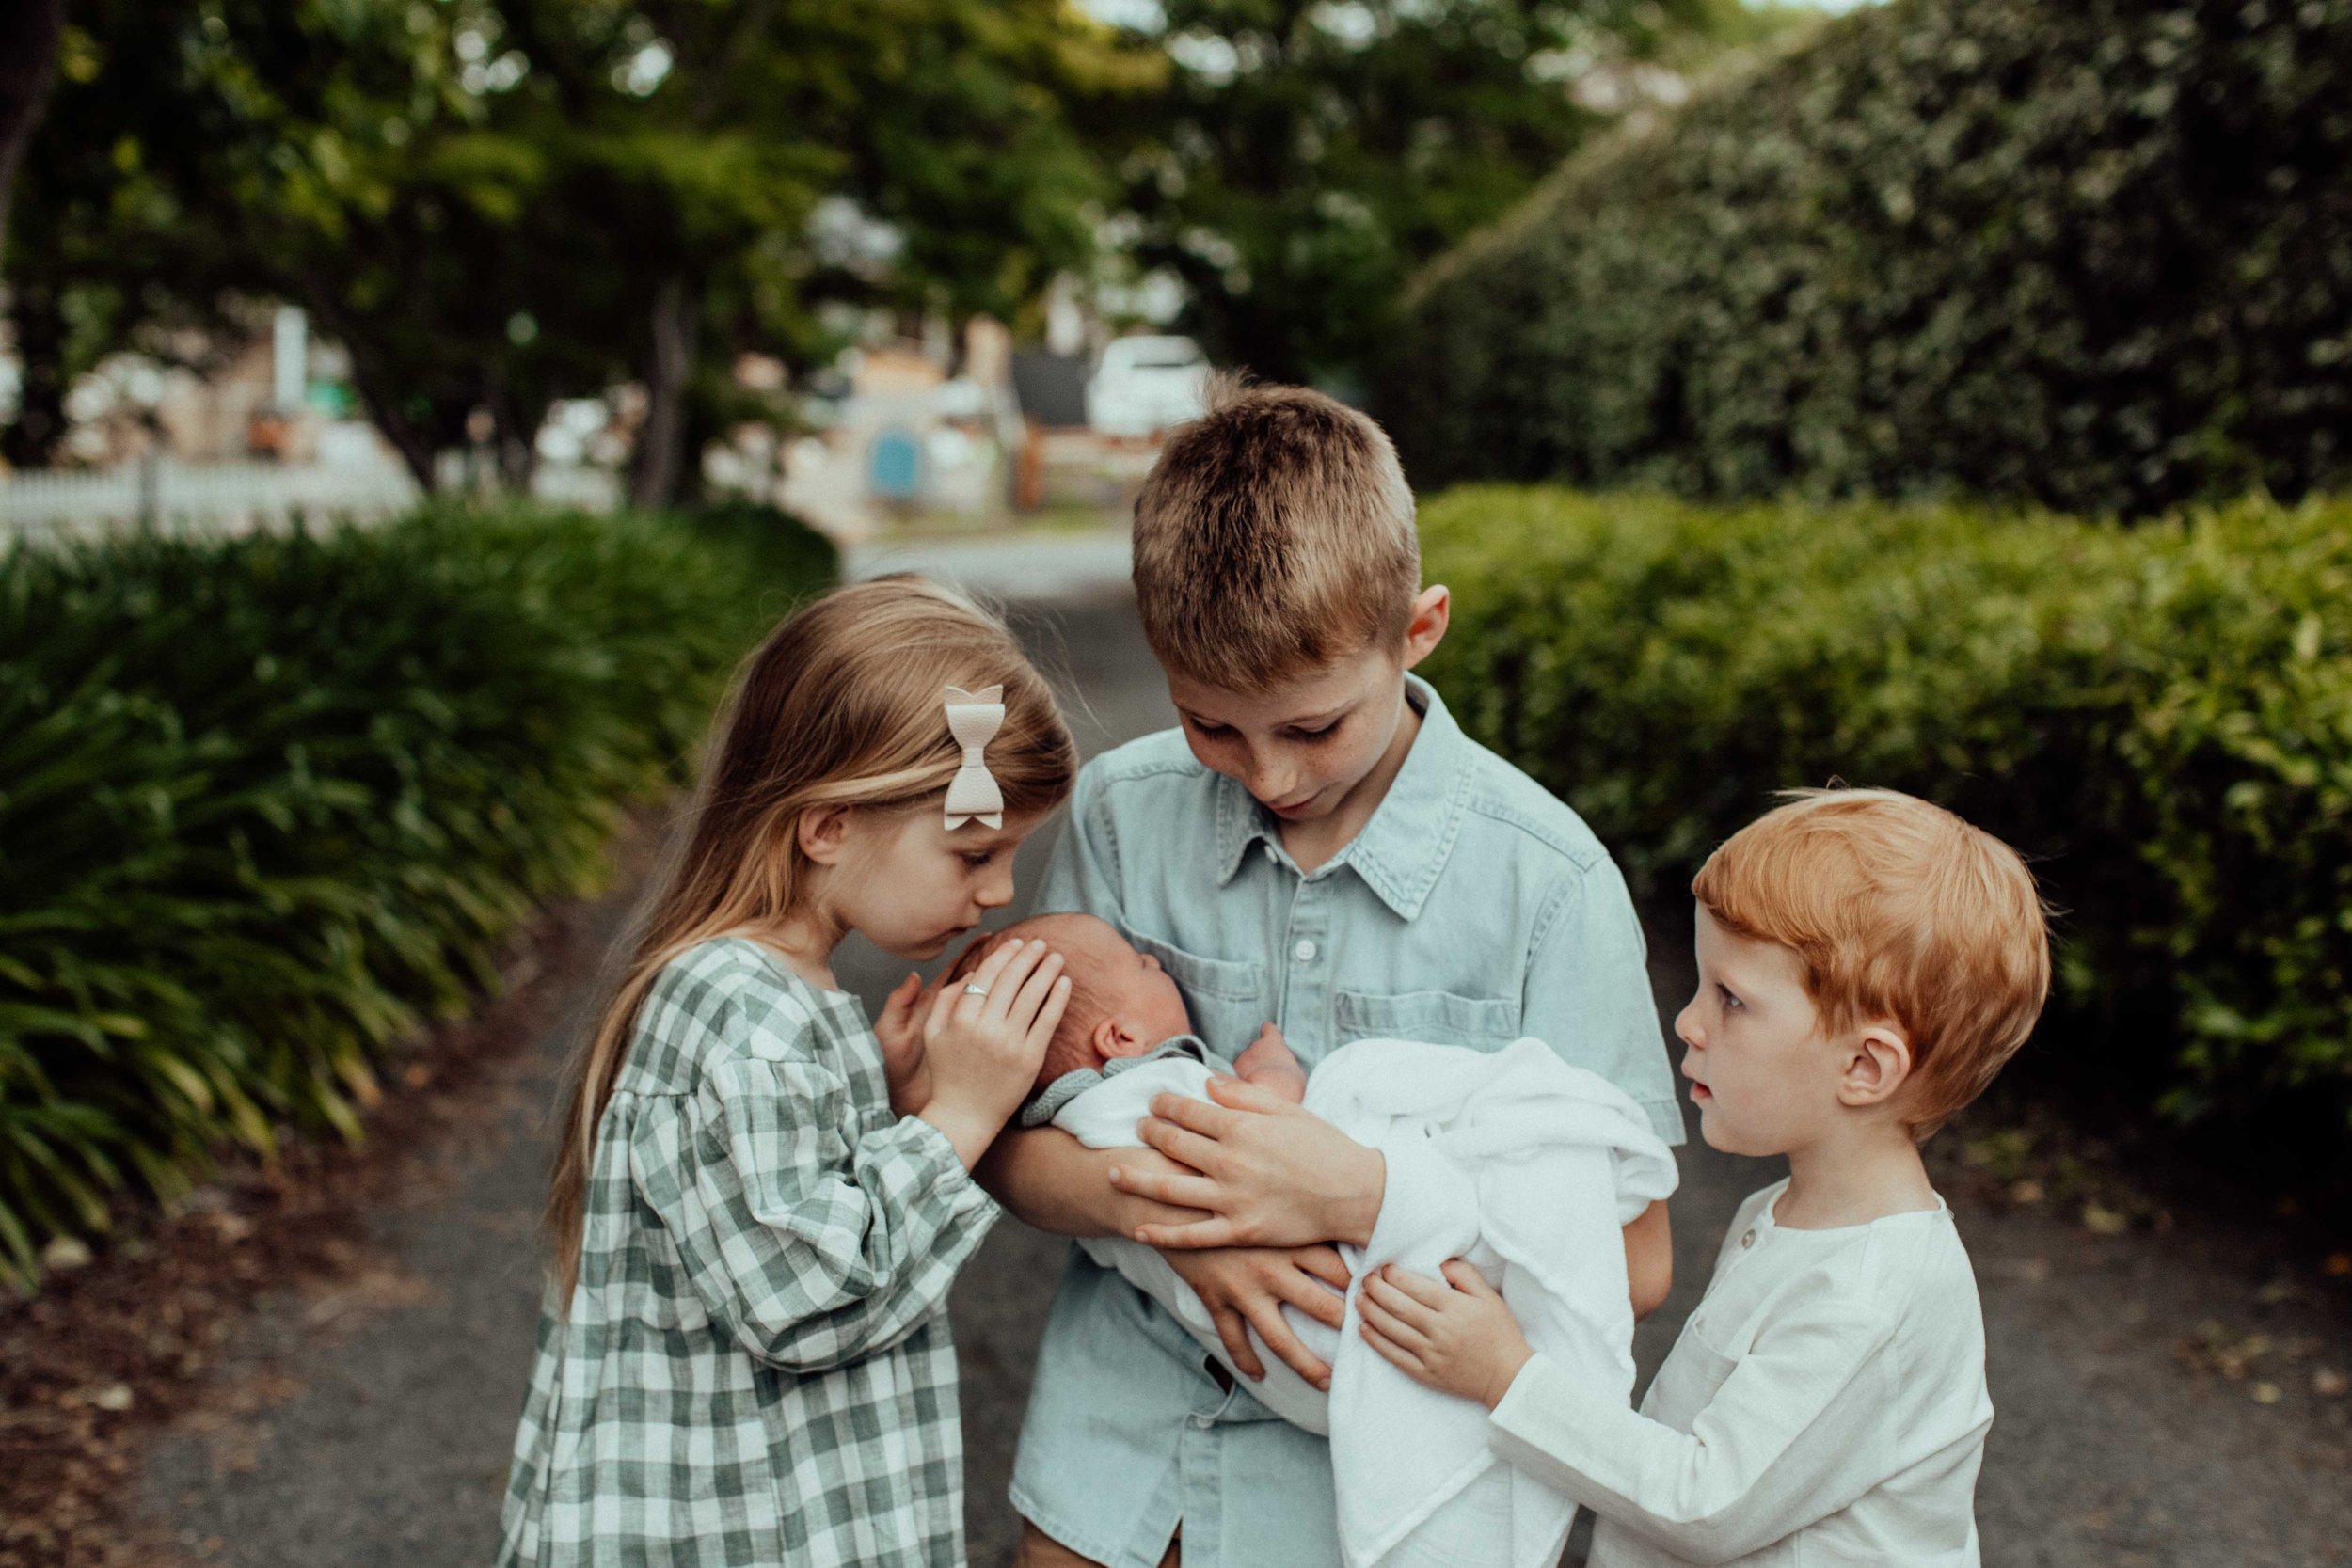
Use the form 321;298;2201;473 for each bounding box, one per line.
1689;1082;1713;1102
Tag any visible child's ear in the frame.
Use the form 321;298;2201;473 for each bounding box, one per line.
1837;1022;1914;1110
1093;1017;1151;1060
796;804;853;866
1400;584;1451;671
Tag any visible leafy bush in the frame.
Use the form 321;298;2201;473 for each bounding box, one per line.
0;503;833;1284
1419;486;2352;1177
1381;0;2352;517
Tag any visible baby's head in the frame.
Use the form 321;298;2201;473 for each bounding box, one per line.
946;913;1194;1091
1677;788;2050;1153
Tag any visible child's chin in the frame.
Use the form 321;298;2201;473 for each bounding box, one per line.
885;932;957;962
1694;1110;1752;1155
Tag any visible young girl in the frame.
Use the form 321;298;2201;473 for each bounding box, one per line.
497;576;1079;1568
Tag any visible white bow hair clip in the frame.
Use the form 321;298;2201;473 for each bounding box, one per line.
942;684;1007;830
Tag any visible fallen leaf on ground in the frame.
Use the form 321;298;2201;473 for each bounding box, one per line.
41;1237;95;1272
2316;1368;2348;1399
2251;1381;2283;1404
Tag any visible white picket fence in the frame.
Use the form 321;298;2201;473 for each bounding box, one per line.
0;459;624;545
0;460;422;542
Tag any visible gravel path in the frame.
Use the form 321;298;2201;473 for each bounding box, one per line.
135;562;2352;1567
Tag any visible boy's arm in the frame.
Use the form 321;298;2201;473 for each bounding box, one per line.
1624;1199;1673;1322
1524;859;1684;1318
975;1124;1197;1238
1360;1264;1906;1566
1486;1307;1904;1565
974;1122;1354;1386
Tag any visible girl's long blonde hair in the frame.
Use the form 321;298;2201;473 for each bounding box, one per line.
545;575;1076;1302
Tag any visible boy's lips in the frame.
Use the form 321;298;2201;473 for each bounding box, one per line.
1689;1081;1713;1102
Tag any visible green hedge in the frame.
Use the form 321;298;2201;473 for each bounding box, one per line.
1419;486;2352;1177
1381;0;2352;517
0;503;833;1285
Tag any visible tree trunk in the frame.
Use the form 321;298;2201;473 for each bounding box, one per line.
298;280;438;491
628;274;693;510
0;279;66;469
0;0;65;267
488;383;544;494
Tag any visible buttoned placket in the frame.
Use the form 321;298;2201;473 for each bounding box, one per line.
1248;836;1345;1067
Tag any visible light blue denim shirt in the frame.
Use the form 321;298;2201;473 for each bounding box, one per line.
1009;675;1683;1568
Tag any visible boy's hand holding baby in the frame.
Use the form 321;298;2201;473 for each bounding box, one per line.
1113;1064;1386;1252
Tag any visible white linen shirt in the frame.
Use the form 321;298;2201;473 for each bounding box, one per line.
1487;1179;1993;1567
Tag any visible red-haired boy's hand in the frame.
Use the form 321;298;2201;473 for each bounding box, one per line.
1358;1260;1534;1411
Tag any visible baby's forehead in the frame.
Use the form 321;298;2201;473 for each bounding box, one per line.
1016;912;1133;962
955;912;1132;976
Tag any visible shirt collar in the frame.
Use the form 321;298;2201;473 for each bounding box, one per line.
1212;673;1473;921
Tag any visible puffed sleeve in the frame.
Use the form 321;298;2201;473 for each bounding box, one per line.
629;1018;997;1374
1487;1298;1903;1564
1518;855;1685;1145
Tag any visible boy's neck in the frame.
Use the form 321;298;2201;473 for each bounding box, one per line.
1279;685;1423;874
1776;1123;1937;1229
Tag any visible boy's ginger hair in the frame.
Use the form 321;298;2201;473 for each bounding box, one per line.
1693;788;2051;1139
1132;375;1420;692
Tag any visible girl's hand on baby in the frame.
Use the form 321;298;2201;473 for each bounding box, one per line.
1358;1260;1534;1411
916;939;1071;1167
1167;1243;1351;1389
1114;1078;1385;1250
876;973;934;1116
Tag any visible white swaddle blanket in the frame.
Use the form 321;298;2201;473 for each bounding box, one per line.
1054;1035;1679;1568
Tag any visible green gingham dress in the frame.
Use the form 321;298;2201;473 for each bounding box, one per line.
496;937;998;1567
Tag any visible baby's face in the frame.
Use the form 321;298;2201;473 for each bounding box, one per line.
1059;921;1194;1053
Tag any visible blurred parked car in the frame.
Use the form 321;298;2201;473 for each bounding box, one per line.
1085;335;1209;436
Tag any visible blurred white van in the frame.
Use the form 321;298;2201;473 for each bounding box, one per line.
1086;336;1210;437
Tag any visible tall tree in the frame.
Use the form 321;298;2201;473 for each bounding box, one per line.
0;0;65;267
4;0;1152;497
1104;0;1730;387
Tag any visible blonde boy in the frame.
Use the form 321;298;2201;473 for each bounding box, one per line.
981;380;1684;1568
1357;789;2051;1567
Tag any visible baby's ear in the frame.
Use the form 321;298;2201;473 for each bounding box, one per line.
1094;1018;1151;1060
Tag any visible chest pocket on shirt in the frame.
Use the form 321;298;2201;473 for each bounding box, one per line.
1334;988;1521;1050
1124;931;1271;1058
1641;1323;1740;1433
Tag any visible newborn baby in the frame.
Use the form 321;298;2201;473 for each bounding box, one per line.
944;912;1307;1114
952;914;1681;1568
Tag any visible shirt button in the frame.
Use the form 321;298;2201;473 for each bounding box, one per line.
1190;1413;1216;1430
1293;938;1318;963
1740;1228;1756;1248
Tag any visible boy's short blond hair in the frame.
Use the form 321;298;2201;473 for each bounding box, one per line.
1692;788;2051;1139
1132;376;1420;693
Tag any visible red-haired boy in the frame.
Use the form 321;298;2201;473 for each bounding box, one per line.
1357;788;2050;1567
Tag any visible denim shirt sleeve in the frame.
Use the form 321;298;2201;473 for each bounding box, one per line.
1523;854;1687;1146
